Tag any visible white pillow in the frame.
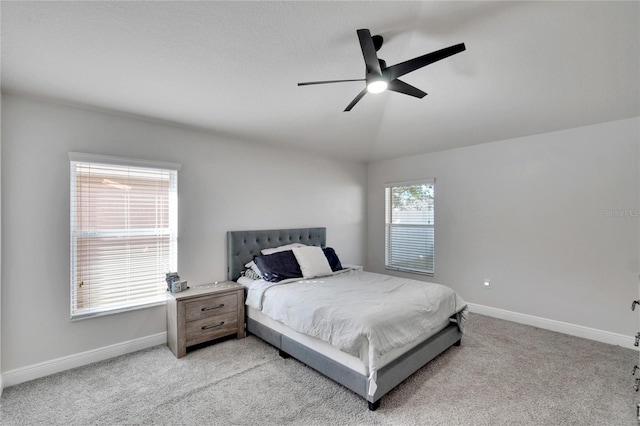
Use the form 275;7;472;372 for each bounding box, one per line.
261;243;307;255
244;260;262;276
292;246;333;279
237;276;257;288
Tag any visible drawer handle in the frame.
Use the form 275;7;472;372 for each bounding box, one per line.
202;321;224;330
202;303;224;312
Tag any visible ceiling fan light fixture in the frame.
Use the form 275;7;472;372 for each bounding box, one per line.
367;79;388;94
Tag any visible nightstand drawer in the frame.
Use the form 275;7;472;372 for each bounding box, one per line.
185;312;239;346
185;293;238;322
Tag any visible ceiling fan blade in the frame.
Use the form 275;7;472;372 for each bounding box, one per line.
387;79;427;98
385;43;466;81
298;78;365;86
357;29;382;76
344;88;368;112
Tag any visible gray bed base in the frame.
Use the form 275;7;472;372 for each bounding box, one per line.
227;227;462;411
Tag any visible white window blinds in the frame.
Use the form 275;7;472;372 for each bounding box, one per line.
385;179;435;275
69;153;179;319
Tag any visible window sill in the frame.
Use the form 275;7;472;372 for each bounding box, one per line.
71;299;166;321
385;266;434;277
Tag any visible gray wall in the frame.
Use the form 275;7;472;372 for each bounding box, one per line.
0;92;3;391
2;90;638;375
368;117;640;336
0;93;367;372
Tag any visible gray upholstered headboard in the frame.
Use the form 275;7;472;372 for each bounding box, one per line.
227;227;326;281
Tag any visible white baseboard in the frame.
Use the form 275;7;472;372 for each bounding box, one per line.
468;303;636;350
1;307;635;390
1;332;167;388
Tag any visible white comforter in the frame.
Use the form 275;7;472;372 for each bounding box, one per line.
246;269;466;373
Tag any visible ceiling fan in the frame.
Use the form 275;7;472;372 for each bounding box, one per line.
298;29;466;112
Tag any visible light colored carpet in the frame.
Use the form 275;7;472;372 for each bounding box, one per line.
1;313;637;425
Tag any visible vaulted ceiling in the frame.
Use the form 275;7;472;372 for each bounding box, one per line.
2;1;638;162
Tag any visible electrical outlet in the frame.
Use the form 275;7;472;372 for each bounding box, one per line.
483;279;491;288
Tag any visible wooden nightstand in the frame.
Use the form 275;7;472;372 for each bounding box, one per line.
166;281;245;358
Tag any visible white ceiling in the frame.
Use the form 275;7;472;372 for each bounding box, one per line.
2;1;638;162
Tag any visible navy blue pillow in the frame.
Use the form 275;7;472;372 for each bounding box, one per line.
322;247;343;272
254;250;302;282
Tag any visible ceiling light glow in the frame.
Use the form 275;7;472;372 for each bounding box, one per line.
367;80;388;94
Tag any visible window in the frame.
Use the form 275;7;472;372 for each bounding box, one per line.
69;153;179;319
385;179;435;275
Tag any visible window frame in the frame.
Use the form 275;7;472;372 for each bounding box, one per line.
69;152;180;320
384;178;435;276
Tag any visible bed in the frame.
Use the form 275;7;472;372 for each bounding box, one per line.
227;227;466;411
